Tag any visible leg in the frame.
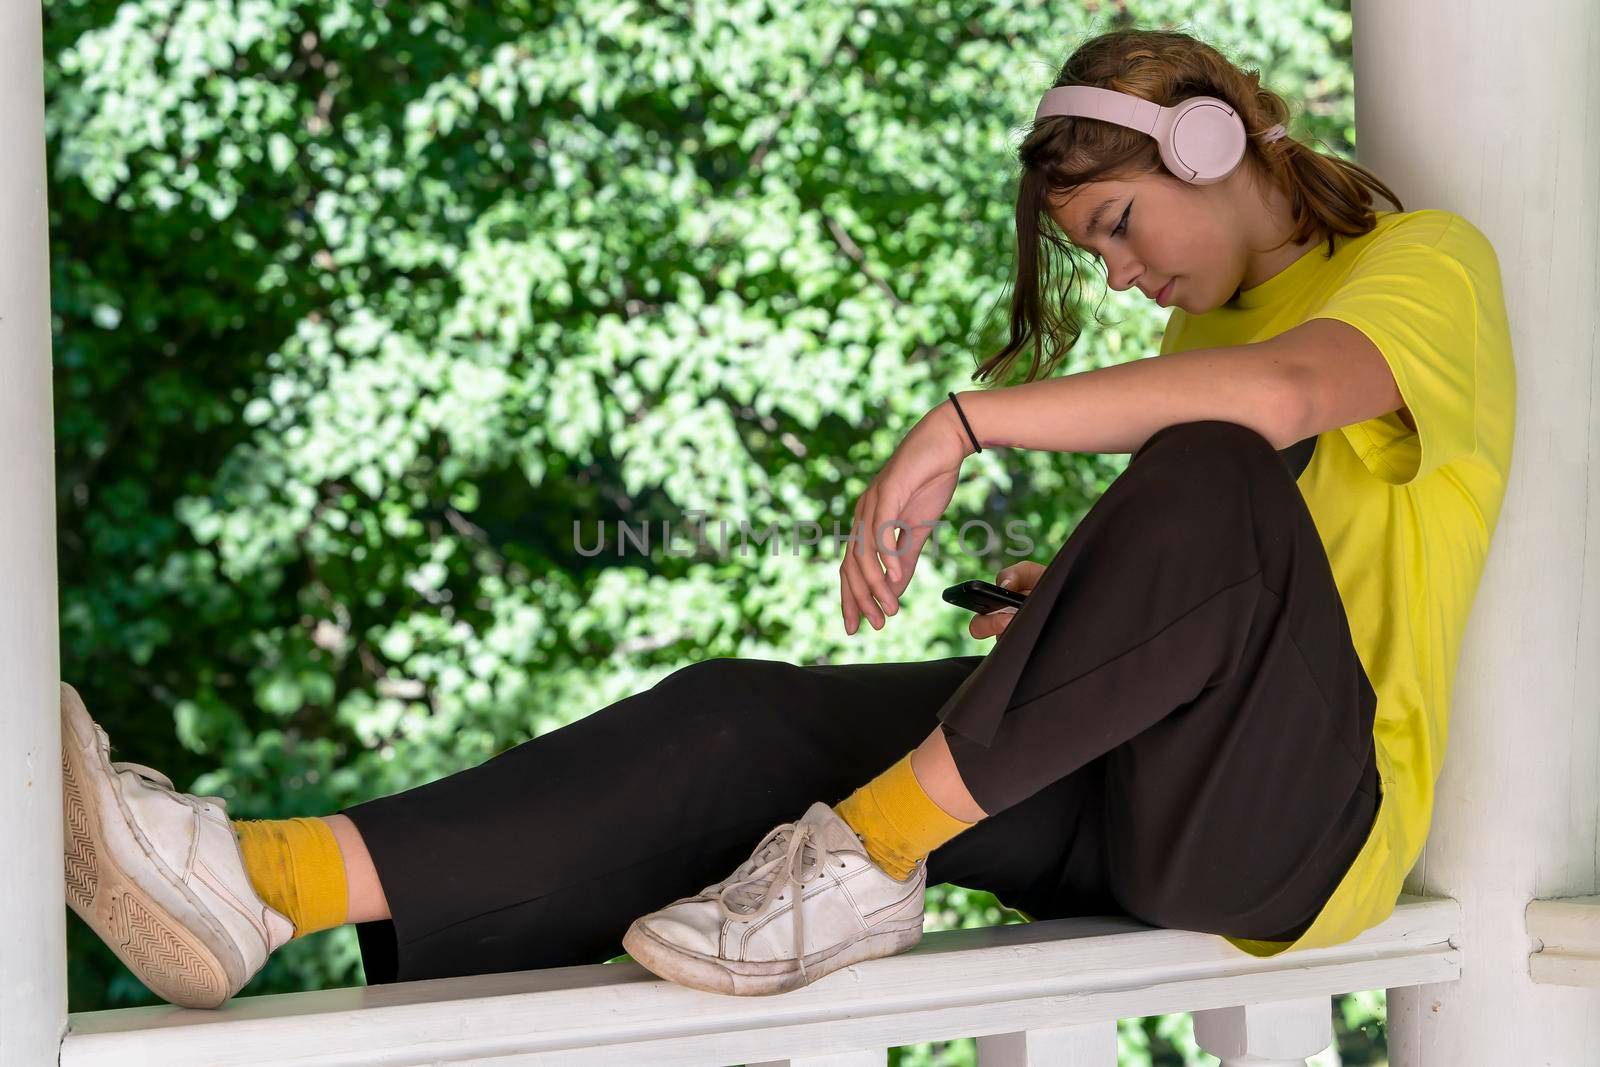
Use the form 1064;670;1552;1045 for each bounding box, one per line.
924;747;1119;924
59;684;299;1008
323;814;389;924
337;653;1105;983
60;641;1116;1006
616;420;1372;993
931;420;1379;941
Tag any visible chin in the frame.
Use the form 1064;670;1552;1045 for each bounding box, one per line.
1185;284;1228;314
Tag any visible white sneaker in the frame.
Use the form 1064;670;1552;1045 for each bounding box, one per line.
60;682;294;1008
621;801;927;996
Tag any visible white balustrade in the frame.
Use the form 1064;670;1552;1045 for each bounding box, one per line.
58;896;1458;1066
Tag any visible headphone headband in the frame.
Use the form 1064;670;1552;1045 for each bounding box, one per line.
1034;85;1286;186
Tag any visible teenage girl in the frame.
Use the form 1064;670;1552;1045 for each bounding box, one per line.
62;27;1513;1006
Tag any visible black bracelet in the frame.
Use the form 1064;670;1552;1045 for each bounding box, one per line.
947;391;982;454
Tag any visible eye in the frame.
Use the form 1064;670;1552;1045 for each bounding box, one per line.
1110;204;1130;239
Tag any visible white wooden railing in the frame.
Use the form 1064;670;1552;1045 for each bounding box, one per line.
58;894;1460;1067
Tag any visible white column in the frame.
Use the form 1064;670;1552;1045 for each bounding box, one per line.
749;1053;886;1067
1348;0;1600;1062
0;2;65;1065
976;1022;1119;1065
1193;1000;1333;1066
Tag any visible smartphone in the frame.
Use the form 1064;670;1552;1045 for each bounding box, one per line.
942;578;1028;614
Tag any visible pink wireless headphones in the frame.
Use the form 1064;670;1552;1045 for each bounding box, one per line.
1034;85;1287;186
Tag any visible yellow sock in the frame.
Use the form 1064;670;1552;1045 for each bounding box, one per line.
230;817;349;939
833;751;976;881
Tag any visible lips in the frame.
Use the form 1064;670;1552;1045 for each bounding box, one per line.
1153;279;1174;306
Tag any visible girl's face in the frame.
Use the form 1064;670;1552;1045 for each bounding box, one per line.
1048;164;1312;314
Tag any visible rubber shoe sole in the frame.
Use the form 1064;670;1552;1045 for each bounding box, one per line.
621;914;923;996
61;684;245;1008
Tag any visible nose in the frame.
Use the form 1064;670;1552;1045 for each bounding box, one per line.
1108;261;1145;293
1100;250;1145;294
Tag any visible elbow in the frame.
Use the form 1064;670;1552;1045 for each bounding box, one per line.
1263;366;1316;451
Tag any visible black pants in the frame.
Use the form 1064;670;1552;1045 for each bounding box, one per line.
341;420;1381;984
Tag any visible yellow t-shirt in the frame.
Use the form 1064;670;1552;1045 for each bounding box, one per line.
1157;208;1516;956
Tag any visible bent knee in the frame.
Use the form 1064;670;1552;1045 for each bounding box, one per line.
1126;420;1294;510
663;656;800;690
655;657;806;720
1133;420;1277;469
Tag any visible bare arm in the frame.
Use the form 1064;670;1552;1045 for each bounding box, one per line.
946;344;1307;456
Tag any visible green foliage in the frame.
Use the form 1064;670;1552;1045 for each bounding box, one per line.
47;0;1381;1058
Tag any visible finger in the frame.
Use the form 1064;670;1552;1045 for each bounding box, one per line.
851;495;898;622
998;560;1045;593
840;563;866;633
859;507;903;618
840;562;857;635
889;520;937;593
884;523;904;586
969;610;1012;640
884;518;927;587
841;552;885;632
840;497;870;634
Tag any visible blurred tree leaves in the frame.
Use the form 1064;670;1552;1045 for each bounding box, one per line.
46;0;1381;1059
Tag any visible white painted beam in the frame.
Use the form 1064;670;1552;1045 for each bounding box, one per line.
61;898;1457;1066
0;1;66;1065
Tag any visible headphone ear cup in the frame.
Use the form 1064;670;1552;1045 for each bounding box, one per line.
1162;96;1247;185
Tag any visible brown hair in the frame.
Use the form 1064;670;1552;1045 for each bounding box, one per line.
973;27;1405;386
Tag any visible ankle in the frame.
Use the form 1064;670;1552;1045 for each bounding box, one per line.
231;816;349;938
323;813;391;924
833;751;975;882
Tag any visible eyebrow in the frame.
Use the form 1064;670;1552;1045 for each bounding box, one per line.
1084;197;1121;239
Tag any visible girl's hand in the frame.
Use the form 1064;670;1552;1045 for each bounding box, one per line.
968;560;1044;641
840;401;973;635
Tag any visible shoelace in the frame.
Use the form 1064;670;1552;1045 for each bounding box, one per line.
709;820;839;984
93;722;229;814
